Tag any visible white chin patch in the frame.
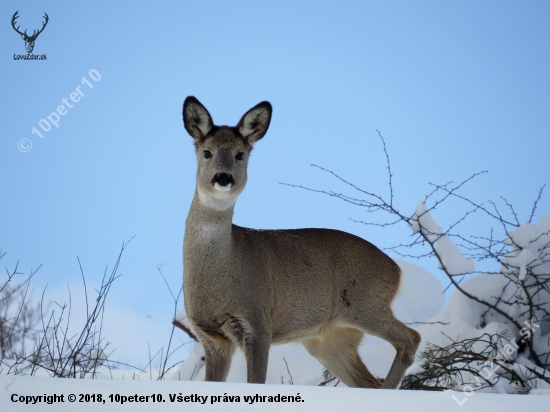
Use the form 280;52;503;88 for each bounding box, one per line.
214;182;232;192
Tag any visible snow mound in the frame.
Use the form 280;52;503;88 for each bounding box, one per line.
392;258;445;324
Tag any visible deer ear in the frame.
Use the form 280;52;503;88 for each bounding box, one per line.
183;96;213;141
237;101;272;145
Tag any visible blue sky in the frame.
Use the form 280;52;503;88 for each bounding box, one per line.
1;1;549;366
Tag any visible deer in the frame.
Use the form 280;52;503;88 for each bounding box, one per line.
11;11;49;54
182;96;421;389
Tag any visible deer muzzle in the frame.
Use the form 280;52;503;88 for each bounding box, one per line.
212;173;235;191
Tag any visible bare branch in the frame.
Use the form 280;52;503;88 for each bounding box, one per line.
529;184;546;223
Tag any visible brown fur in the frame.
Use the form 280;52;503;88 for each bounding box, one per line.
182;96;420;388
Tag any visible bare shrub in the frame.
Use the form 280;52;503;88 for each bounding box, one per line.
1;240;133;378
0;251;41;370
283;131;549;390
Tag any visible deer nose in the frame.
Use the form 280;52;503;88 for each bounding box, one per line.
213;173;234;187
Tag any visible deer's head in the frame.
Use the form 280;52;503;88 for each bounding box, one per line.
12;11;49;54
183;96;272;211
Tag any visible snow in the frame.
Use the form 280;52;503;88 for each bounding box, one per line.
411;201;475;274
174;309;191;331
411;201;442;242
391;259;446;324
435;235;475;275
174;343;204;382
502;217;550;278
408;216;550;394
1;374;548;411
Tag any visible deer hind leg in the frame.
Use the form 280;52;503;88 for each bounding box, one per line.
350;312;421;389
302;325;381;388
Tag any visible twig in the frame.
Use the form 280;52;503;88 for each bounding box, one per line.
283;357;294;385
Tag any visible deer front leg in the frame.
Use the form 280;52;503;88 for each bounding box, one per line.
244;334;271;384
222;315;271;384
201;336;235;382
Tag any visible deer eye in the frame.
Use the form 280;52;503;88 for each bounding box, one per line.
235;152;244;161
203;150;212;159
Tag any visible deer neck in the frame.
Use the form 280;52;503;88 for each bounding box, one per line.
184;190;235;267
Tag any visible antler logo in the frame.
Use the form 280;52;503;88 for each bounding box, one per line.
11;11;49;54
